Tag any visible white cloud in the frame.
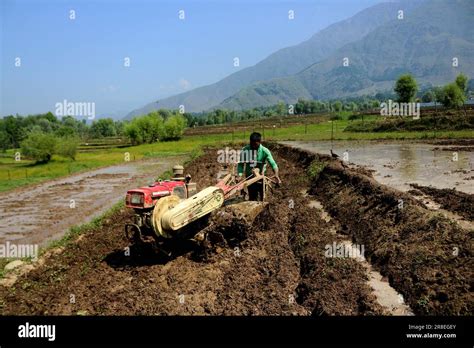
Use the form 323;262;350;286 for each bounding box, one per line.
178;78;191;90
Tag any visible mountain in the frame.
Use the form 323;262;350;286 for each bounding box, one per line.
219;0;474;110
125;1;422;118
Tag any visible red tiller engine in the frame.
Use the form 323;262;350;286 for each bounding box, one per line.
126;181;188;210
124;166;197;241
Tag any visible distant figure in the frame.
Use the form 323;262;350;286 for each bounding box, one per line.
330;149;339;159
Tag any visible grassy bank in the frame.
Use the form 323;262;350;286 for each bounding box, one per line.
345;114;474;132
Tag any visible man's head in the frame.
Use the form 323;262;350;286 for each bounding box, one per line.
249;132;261;150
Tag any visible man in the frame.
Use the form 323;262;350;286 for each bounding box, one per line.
237;132;282;201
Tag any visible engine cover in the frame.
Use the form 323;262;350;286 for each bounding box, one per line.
160;186;225;234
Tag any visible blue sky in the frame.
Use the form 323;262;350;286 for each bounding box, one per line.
1;0;383;118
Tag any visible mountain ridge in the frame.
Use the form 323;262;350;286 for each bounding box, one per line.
218;0;474;110
125;0;423;119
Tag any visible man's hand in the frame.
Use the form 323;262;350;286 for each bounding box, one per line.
235;174;243;184
273;168;282;186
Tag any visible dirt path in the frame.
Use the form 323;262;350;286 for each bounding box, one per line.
0;145;471;315
0;156;184;247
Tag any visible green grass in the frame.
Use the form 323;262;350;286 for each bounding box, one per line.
307;159;327;180
1;119;473;192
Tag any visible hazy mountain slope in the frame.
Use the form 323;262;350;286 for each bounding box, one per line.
125;1;421;118
219;0;474;110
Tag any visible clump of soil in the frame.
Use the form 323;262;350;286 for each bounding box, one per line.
410;183;474;220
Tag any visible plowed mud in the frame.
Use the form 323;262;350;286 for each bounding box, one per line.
0;144;471;316
409;183;474;221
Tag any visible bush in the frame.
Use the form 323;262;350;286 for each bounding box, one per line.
90;118;117;138
161;114;186;140
124;123;143;145
348;114;362;121
0;131;9;152
441;83;466;108
395;74;418;102
124;113;164;145
21;131;57;163
56;137;79;160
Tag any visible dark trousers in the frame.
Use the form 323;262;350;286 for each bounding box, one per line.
248;181;264;201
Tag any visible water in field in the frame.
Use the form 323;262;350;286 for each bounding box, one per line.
0;156;184;246
282;141;474;194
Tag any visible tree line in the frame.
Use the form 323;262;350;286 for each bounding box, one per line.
183;73;471;127
394;73;469;107
1;72;470;163
0;110;187;163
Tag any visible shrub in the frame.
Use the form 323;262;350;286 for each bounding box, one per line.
161;114;186;140
441;83;466;108
56;137;79;160
21;131;57;163
395;74;418;102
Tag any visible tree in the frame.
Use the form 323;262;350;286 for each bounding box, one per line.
421;90;435;103
441;83;466;108
147;113;165;142
295;99;306;114
114;120;125;136
433;86;444;103
183;113;196;127
56;137;79;160
455;73;468;94
2;115;26;148
21;131;57;163
333;101;342;112
90;118;116;138
394;74;418;102
0;131;9;152
157;109;172;120
123;113;165;145
276;101;286;116
161;114;186;140
124;123;142;145
56;125;76;137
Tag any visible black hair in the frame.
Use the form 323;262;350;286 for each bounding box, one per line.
250;132;262;142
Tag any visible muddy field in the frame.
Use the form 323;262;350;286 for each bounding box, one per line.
0;144;472;315
0;156;183;246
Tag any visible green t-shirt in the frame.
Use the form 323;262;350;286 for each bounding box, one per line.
237;144;278;177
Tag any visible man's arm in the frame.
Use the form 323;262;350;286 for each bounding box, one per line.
263;148;282;184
